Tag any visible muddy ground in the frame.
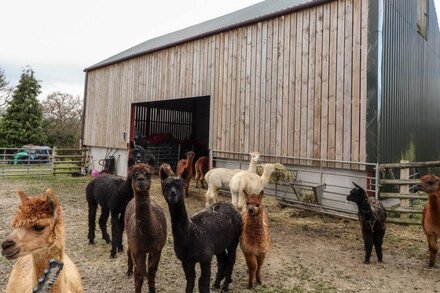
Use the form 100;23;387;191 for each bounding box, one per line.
1;175;440;292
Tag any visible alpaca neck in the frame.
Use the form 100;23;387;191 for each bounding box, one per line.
168;200;190;245
243;211;267;242
32;216;65;292
185;157;194;171
260;168;272;186
248;159;257;173
355;197;371;215
428;193;440;211
134;191;156;234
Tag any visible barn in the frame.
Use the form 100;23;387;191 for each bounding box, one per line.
82;0;440;215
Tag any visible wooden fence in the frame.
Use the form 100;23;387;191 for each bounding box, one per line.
378;160;440;225
52;147;89;175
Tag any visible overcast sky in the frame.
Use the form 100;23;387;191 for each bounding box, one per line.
1;0;439;100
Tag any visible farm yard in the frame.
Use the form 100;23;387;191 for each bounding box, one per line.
1;175;440;292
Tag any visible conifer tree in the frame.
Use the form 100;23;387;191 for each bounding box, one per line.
0;66;46;147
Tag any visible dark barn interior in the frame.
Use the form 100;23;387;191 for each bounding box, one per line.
131;96;210;168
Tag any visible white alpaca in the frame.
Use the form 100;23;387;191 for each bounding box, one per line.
204;152;260;207
229;163;275;210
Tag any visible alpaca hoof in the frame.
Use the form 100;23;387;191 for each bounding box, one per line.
149;287;156;293
110;251;117;258
364;260;370;264
126;271;132;277
104;238;111;244
89;240;95;245
118;245;124;252
378;259;383;263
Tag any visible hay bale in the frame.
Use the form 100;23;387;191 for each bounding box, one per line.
256;163;295;184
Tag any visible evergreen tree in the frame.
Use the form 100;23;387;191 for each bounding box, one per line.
0;66;46;147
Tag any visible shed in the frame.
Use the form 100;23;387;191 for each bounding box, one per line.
83;0;440;215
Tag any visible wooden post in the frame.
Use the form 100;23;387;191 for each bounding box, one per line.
400;160;409;220
52;146;57;176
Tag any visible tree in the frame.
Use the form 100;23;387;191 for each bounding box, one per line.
0;66;46;147
42;91;83;147
0;67;13;116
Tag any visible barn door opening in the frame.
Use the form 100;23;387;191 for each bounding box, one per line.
130;96;210;169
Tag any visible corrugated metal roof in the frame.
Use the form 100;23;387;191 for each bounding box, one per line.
85;0;329;71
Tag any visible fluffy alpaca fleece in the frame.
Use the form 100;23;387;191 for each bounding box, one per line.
240;190;270;289
419;175;440;267
2;189;83;293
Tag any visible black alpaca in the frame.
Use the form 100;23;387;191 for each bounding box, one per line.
128;142;155;168
160;164;242;293
86;174;133;258
347;182;387;264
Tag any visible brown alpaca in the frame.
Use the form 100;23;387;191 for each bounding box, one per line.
240;190;270;289
176;151;195;197
194;156;209;188
125;163;167;293
419;175;440;267
1;189;83;293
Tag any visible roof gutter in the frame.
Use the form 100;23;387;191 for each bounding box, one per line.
84;0;334;72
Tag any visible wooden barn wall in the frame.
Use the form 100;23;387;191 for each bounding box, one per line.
84;0;368;167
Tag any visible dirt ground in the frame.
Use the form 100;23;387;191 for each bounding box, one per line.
1;175;440;293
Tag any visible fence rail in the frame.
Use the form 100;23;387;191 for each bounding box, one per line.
0;147;88;177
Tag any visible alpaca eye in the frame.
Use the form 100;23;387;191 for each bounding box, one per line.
32;225;45;232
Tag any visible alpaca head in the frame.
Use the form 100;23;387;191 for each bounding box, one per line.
186;151;195;161
243;190;264;217
249;151;260;162
159;163;175;189
130;163;152;193
346;182;368;204
262;163;275;176
419;175;440;194
2;189;61;260
128;145;155;168
160;163;186;205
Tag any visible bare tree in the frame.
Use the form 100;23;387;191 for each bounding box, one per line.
42;91;83;147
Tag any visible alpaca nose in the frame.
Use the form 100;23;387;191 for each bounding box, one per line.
1;240;15;251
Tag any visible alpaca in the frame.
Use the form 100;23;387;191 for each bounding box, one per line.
86;173;133;258
229;163;275;210
128;142;155;168
347;182;386;264
176;151;196;197
204;151;260;207
1;189;83;293
160;164;242;293
194;156;209;188
125;163;167;293
419;175;440;267
240;190;270;289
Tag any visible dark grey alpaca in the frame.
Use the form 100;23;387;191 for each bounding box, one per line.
347;182;387;264
160;163;242;293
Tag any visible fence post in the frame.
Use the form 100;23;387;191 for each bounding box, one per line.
52;146;57;176
400;160;410;219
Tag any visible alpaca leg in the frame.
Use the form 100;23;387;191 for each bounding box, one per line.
185;181;190;197
133;252;147;293
213;251;227;288
110;210;121;258
205;188;212;207
88;202;97;244
98;207;111;244
117;213;125;252
222;244;238;291
195;170;200;188
147;250;162;293
427;233;438;267
244;253;258;289
256;254;266;285
237;189;246;210
182;262;196;293
230;191;238;208
374;231;385;262
363;233;374;264
126;248;133;276
198;261;212;293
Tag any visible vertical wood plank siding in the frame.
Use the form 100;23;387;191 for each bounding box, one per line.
84;0;368;167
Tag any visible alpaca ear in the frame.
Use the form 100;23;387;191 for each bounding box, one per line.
45;189;59;216
258;190;264;199
159;164;171;181
129;141;135;149
352;182;363;190
17;191;28;204
243;189;249;198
